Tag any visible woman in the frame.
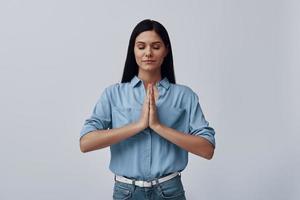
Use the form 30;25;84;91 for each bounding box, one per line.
79;19;216;200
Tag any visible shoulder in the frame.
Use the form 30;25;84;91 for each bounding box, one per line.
102;82;131;95
170;83;198;99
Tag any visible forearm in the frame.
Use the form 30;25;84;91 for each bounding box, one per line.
152;124;215;159
80;122;143;153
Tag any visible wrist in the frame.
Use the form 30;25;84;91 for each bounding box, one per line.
133;121;147;132
151;123;163;132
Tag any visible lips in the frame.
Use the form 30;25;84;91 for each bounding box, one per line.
142;60;155;62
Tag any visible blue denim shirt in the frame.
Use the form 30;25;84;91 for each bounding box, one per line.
80;76;216;180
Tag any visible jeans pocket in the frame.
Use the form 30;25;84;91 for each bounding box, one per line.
158;176;186;200
113;183;132;200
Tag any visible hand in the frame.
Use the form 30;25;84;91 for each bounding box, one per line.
136;84;150;130
149;84;161;129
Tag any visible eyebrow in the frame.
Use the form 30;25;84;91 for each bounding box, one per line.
135;41;162;45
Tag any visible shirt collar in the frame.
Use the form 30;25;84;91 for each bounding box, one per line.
130;76;142;87
130;75;170;90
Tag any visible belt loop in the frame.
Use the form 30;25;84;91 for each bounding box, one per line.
154;177;162;193
132;179;136;192
154;177;159;186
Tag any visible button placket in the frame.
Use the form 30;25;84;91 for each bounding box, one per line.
144;128;152;179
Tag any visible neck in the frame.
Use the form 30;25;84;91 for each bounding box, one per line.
138;70;161;88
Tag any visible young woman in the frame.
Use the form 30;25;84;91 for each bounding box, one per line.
79;19;216;200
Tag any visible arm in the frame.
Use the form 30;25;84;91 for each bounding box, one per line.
80;85;150;153
80;122;144;153
152;124;215;159
149;84;215;159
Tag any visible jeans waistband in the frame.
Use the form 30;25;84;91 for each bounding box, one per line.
114;172;180;188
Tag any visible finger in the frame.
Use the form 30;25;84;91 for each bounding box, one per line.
153;84;158;93
149;84;153;104
148;85;151;102
150;85;156;107
148;84;152;99
145;84;150;104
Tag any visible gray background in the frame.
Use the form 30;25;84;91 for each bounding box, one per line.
0;0;299;199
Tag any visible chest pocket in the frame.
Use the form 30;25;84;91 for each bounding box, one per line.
157;106;187;131
111;106;186;131
111;106;140;128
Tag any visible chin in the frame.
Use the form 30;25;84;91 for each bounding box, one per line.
140;64;160;71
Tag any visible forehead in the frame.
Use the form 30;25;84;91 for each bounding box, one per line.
135;30;163;43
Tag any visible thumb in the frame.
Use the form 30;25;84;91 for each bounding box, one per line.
144;84;150;103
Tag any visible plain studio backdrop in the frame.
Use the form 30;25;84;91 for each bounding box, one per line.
0;0;299;200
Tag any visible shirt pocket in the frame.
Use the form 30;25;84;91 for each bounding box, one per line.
111;106;140;128
158;107;187;131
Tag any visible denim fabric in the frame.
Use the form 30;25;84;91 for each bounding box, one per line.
80;75;216;180
113;175;186;200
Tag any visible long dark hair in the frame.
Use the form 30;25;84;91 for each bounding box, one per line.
121;19;176;83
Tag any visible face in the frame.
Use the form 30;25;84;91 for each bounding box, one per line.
134;30;168;73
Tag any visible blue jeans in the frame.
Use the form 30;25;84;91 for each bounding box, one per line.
112;175;186;200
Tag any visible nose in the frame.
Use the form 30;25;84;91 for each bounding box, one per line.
145;47;152;58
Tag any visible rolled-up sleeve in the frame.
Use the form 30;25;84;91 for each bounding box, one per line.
189;92;216;148
80;88;112;139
